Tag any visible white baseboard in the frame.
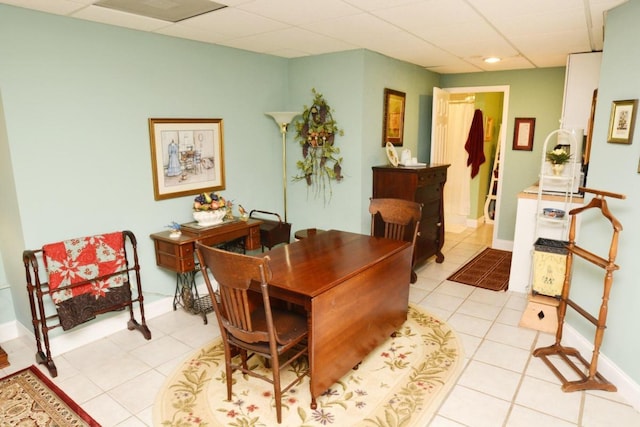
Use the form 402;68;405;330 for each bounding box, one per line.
492;238;513;251
0;296;174;356
562;322;640;411
0;320;21;343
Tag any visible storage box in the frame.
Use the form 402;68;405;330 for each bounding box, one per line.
532;238;568;297
519;294;559;334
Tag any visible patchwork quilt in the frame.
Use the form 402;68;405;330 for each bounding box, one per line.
43;232;132;330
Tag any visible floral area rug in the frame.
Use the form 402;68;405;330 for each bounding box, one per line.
154;304;463;426
0;365;100;426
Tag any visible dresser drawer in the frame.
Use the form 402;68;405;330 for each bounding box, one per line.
157;252;195;272
416;169;446;187
155;239;194;258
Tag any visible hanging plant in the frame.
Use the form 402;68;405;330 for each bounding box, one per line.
293;88;345;203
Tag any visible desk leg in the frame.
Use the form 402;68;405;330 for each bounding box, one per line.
173;269;212;324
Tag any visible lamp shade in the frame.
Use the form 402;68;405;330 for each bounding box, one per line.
265;111;300;125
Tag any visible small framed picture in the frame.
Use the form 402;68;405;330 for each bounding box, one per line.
149;118;225;200
513;117;535;151
607;99;638;144
382;88;406;146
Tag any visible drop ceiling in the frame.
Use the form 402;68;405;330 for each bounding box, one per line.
0;0;628;74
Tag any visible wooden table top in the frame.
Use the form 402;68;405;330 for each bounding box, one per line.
260;229;410;298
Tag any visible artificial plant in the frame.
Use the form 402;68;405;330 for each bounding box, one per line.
294;89;344;203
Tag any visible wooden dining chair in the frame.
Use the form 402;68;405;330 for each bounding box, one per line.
195;243;309;424
369;197;423;283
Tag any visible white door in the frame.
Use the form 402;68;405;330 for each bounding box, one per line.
430;85;510;248
431;87;472;232
431;87;449;163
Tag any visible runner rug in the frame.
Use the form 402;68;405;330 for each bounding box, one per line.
0;365;100;426
448;247;512;291
154;304;463;426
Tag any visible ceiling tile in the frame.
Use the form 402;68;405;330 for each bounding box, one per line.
0;0;630;73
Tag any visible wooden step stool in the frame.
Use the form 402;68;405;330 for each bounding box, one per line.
519;294;559;334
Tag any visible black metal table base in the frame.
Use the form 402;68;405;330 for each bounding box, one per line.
172;268;213;324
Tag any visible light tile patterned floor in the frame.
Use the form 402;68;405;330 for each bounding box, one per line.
1;224;639;426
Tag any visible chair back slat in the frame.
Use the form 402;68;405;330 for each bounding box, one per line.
370;198;422;248
194;242;309;424
385;222;406;241
195;243;273;343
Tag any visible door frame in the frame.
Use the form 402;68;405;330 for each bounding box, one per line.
435;85;510;249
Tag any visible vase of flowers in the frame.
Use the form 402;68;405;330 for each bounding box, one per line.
546;147;572;175
193;192;229;226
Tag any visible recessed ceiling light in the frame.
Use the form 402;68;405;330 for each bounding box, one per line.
484;57;501;64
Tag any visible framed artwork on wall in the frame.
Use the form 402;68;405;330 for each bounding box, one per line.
149;118;225;200
607;99;638;144
513;117;535;151
382;88;406;146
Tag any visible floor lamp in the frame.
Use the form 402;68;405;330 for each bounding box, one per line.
265;111;300;223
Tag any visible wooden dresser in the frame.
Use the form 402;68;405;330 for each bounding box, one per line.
372;164;449;265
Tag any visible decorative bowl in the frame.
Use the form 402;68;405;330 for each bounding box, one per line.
193;209;226;226
542;208;565;218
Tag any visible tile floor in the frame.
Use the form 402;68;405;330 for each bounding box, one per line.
2;224;640;426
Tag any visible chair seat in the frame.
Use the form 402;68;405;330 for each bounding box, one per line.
229;308;307;353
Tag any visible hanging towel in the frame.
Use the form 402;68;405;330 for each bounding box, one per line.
465;109;486;178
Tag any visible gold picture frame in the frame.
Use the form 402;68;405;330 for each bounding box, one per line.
149;118;225;200
382;88;406;146
607;99;638;144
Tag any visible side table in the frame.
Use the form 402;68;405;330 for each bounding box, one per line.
150;218;262;323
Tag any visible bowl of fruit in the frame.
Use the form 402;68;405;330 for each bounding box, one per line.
193;192;228;226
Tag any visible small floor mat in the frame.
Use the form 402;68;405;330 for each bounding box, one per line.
447;247;512;291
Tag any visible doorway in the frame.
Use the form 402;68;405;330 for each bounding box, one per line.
431;85;510;248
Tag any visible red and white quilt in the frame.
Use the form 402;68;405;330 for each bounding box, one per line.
43;232;131;330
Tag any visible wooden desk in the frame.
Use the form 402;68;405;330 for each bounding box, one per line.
150;219;262;273
150;219;262;322
259;230;412;407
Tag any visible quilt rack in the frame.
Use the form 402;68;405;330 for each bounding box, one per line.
533;187;625;392
23;230;151;377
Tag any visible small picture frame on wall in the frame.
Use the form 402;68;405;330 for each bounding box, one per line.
382;88;406;146
607;99;638;144
149;118;225;200
513;117;535;151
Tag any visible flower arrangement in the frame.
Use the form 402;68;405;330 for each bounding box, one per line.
546;147;572;165
294;88;344;203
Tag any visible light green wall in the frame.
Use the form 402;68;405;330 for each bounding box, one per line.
0;5;290;327
0;5;438;327
566;0;640;384
442;68;566;242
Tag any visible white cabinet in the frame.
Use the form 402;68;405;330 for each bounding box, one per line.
509;193;583;294
561;52;602;132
